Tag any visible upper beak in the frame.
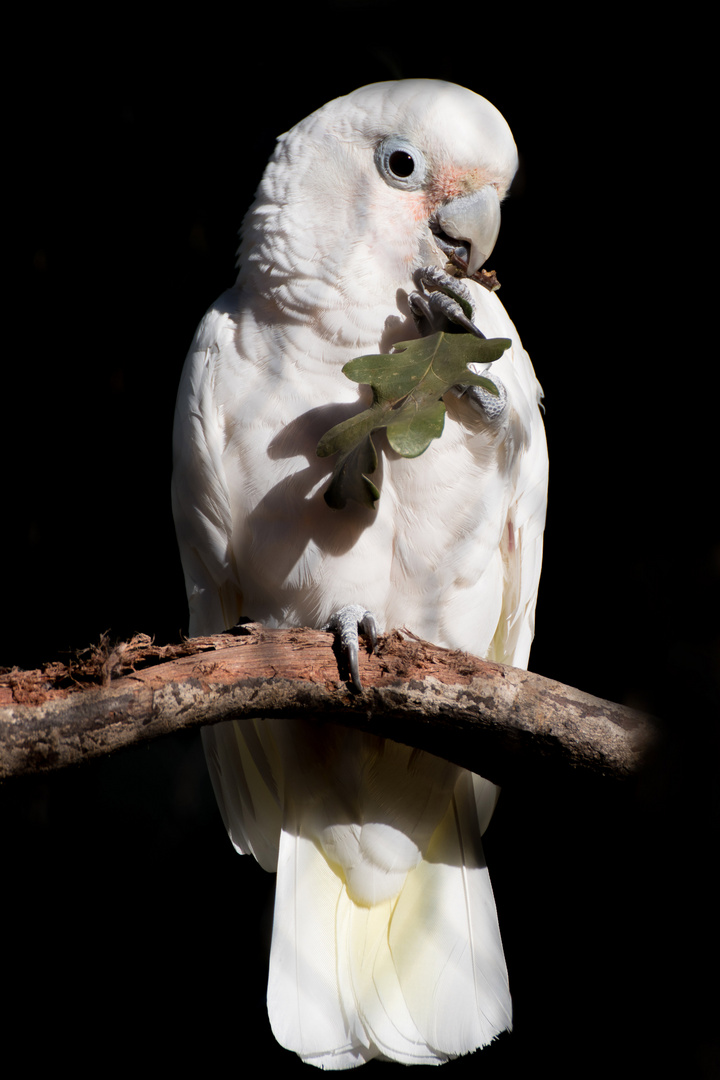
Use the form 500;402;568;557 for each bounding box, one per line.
434;186;501;277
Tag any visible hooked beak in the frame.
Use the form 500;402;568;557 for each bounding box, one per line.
432;186;501;277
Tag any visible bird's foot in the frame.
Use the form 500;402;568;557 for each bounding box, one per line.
411;267;507;421
323;604;378;691
409;266;485;338
455;372;508;420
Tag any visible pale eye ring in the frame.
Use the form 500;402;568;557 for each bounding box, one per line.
375;136;427;190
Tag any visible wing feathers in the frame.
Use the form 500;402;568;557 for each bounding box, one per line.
202;720;282;871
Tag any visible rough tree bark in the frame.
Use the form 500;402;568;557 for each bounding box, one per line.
0;625;658;783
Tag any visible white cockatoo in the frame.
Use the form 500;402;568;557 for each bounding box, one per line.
172;79;548;1069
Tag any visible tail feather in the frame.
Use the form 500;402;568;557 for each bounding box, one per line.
266;766;511;1069
267;827;374;1068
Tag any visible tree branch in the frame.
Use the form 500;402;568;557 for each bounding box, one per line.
0;626;658;783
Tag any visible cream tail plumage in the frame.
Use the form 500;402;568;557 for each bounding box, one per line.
172;80;548;1068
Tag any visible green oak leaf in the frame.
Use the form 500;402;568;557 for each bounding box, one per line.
322;430;380;511
317;331;511;509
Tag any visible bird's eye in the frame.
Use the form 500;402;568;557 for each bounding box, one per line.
388;150;415;178
375;136;427;190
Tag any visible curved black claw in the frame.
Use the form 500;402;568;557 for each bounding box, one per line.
409;266;485;339
323;604;378;691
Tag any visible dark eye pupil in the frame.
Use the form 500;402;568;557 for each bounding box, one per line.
388;150;414;178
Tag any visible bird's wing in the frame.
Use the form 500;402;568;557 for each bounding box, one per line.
171;288;244;638
489;351;548;670
172;289;283;869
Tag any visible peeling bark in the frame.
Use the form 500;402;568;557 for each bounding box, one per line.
0;626;658;782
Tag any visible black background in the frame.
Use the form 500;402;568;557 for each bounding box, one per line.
4;7;717;1077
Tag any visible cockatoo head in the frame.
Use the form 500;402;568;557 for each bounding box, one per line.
238;80;518;344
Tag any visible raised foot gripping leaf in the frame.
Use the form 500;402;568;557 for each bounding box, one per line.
316;331;511;510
